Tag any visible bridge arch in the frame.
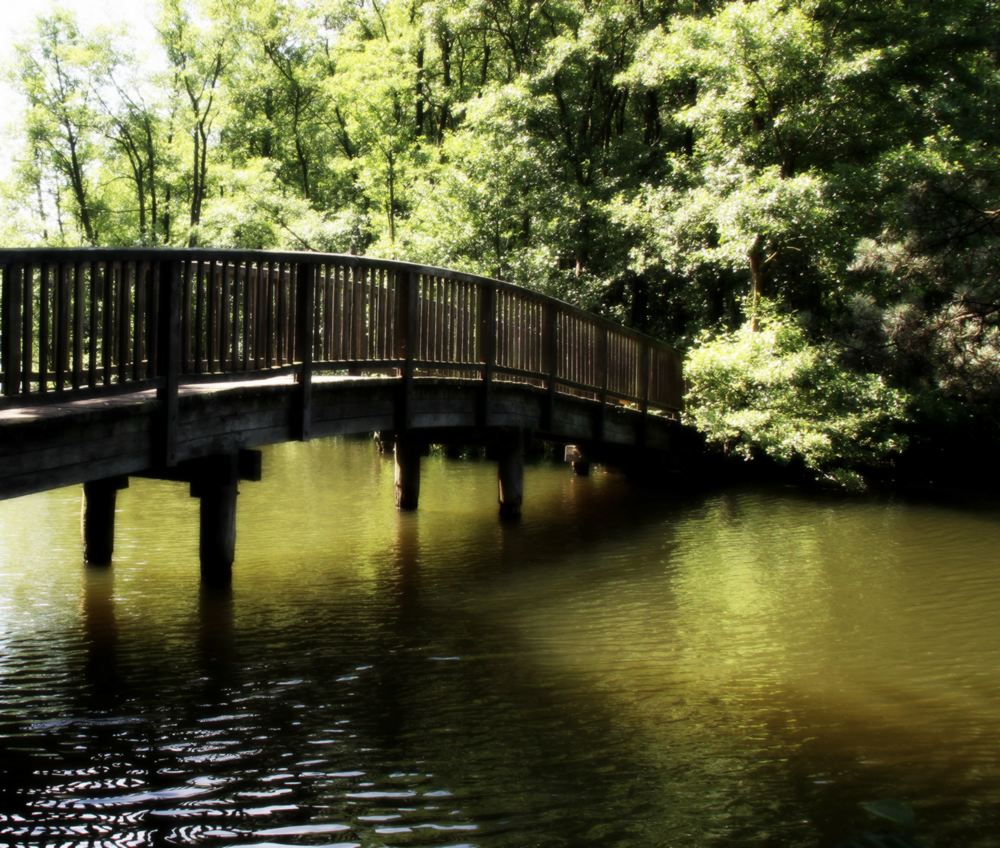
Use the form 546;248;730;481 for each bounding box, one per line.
0;249;684;582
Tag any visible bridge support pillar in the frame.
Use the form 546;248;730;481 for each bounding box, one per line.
195;476;238;587
81;477;129;566
135;450;262;586
394;434;421;511
497;429;524;520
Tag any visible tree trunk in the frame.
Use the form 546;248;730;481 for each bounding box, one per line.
387;153;396;246
748;233;765;331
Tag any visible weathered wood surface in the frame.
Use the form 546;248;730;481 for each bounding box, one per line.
0;248;683;501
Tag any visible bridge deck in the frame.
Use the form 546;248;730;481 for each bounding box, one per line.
0;372;677;502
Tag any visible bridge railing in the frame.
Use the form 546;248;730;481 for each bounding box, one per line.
0;248;682;417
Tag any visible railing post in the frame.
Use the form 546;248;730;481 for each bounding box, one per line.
157;258;182;467
395;269;419;432
639;340;651;447
55;262;69;392
478;282;496;427
2;264;22;397
640;340;651;415
596;325;608;440
39;262;49;394
295;261;315;440
542;302;557;431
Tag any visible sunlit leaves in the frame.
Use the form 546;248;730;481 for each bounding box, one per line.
684;308;910;488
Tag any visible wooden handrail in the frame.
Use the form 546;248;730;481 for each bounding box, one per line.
0;248;683;423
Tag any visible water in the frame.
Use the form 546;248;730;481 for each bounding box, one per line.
1;439;1000;847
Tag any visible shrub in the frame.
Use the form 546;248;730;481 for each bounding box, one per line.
683;310;909;489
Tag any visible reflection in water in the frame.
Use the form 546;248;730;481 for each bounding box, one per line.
82;565;119;708
198;584;235;698
0;440;999;846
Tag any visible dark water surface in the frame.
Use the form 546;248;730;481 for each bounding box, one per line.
1;439;999;847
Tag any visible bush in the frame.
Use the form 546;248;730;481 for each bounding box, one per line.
683;310;910;489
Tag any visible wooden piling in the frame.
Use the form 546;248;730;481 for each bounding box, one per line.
178;452;261;585
497;429;524;520
82;477;128;566
196;476;238;586
394;433;421;511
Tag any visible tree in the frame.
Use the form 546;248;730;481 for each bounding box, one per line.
14;10;109;244
159;0;233;243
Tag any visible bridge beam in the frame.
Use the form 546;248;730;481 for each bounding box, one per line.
497;428;525;520
81;476;129;566
394;433;421;511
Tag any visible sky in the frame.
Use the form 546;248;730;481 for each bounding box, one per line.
0;0;159;178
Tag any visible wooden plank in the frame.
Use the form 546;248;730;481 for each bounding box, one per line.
353;267;364;361
72;262;84;390
224;262;235;371
478;282;495;426
542;302;557;428
278;262;286;364
250;262;261;369
21;265;33;396
378;268;389;360
596;325;608;439
237;262;246;370
640;340;650;415
116;263;129;383
89;261;99;388
289;264;298;365
455;280;464;363
133;261;145;382
141;262;154;377
264;261;274;368
181;259;193;373
242;263;253;371
393;269;418;431
55;262;69;391
295;261;315;440
337;265;348;360
157;258;181;467
326;265;336;361
2;265;22;397
437;276;445;363
39;263;49;393
450;278;458;364
369;268;378;360
207;260;218;372
386;268;396;362
276;261;285;365
194;259;205;374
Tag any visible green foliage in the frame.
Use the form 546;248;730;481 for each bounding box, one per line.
684;309;910;488
2;0;998;479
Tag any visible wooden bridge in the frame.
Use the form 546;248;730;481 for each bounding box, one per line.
0;248;683;583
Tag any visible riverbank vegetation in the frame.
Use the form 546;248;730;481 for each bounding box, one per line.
3;0;997;487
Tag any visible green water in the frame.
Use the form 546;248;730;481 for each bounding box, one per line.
1;438;999;847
